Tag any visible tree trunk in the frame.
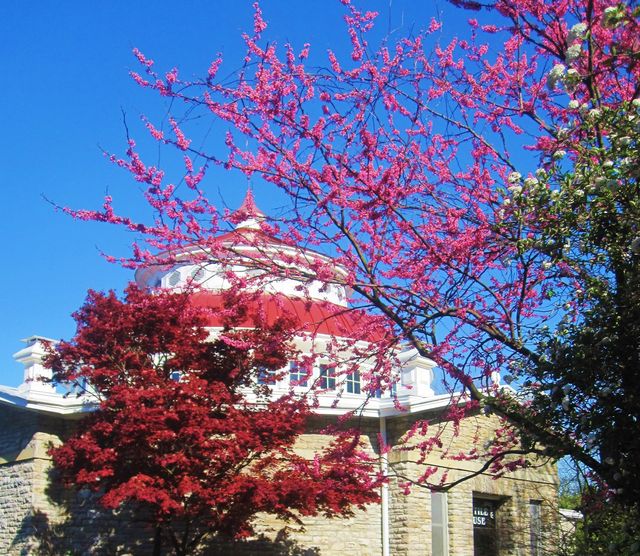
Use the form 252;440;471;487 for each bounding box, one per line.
153;525;162;556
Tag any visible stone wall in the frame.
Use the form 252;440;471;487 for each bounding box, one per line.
0;404;157;555
0;408;385;555
0;459;37;554
0;402;559;555
225;417;384;556
386;409;559;556
0;404;64;554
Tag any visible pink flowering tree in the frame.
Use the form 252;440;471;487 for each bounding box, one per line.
65;0;640;506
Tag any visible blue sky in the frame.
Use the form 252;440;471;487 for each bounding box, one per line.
0;0;480;386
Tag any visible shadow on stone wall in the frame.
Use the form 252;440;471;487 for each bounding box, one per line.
11;468;321;556
12;507;165;555
13;508;321;556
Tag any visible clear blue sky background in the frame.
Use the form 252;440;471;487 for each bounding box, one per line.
0;0;484;387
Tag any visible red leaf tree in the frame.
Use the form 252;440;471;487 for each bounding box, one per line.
64;0;640;511
47;285;380;555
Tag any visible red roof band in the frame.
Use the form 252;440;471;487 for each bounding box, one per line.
190;291;384;342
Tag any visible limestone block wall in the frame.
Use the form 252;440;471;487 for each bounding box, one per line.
0;404;64;554
386;409;559;556
236;417;384;556
387;469;431;555
0;407;386;555
0;402;560;555
0;459;37;554
0;404;157;555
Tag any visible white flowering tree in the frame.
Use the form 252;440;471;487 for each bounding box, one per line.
501;96;640;489
494;4;640;528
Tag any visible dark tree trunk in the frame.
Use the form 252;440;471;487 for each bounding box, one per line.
153;525;163;556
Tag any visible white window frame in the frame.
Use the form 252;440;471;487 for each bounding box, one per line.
289;362;308;387
319;364;336;390
431;491;449;556
345;370;361;394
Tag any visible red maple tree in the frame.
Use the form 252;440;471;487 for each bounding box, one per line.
47;285;380;555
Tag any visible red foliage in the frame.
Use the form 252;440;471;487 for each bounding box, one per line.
47;285;380;552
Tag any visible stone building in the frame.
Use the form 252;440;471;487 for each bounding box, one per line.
0;195;559;555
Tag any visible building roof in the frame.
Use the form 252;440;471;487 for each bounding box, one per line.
190;291;384;341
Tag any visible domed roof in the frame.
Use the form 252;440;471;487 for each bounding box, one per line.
136;191;380;340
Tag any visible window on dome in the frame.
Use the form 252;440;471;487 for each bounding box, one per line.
168;271;181;286
289;362;308;387
345;370;361;394
319;364;336;390
191;267;206;282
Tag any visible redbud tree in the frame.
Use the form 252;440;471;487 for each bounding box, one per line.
66;0;640;505
46;286;380;556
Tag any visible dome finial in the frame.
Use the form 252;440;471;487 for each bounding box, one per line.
231;188;266;230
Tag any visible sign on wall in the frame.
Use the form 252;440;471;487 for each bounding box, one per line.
473;502;496;527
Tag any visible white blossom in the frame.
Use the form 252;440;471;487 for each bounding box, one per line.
553;150;567;159
568;99;580;109
547;64;566;90
567;22;587;43
603;5;623;28
508;171;522;183
565;69;580;90
565;44;582;63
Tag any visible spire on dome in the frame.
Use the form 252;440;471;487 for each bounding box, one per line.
231;188;266;230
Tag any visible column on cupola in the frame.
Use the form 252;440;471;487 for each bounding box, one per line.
14;335;57;395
